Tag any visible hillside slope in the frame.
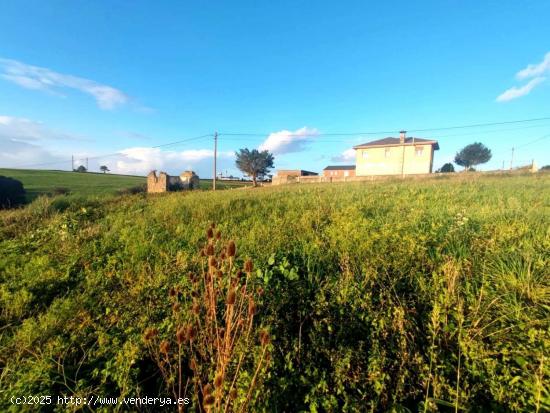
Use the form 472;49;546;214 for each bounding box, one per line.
0;174;548;411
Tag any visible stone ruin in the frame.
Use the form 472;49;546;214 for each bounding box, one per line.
147;170;200;193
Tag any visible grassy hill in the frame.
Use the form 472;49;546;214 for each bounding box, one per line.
0;173;548;411
0;168;249;200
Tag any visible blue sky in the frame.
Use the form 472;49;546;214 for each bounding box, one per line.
0;0;549;177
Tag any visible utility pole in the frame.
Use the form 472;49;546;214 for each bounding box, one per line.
71;155;74;171
510;147;514;170
86;157;89;171
213;131;218;190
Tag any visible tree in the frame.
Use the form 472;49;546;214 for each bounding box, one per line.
0;176;26;209
454;142;492;170
235;148;274;187
438;163;455;173
75;165;87;173
100;165;110;173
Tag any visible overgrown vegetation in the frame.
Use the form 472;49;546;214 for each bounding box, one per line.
0;174;548;412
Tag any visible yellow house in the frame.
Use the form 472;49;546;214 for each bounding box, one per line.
353;131;439;176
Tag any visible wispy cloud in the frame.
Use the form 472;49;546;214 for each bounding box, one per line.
0;115;85;142
497;52;549;102
0;58;130;110
258;127;319;155
330;148;356;163
516;52;550;80
496;77;546;102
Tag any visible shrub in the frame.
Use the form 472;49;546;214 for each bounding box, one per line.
50;187;71;196
117;184;146;195
439;163;455;173
0;175;26;208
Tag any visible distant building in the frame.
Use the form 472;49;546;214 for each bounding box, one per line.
147;170;200;193
272;169;318;185
353;131;439;176
323;165;356;178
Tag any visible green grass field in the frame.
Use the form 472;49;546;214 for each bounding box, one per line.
0;168;249;200
0;173;548;411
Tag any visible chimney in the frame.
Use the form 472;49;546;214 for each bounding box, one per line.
399;130;406;144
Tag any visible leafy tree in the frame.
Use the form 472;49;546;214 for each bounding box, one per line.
235;148;274;186
454;143;492;170
540;165;550;171
75;165;87;173
100;165;110;173
0;176;26;208
439;163;455;173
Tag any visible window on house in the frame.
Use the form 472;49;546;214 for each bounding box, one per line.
385;148;391;158
415;146;423;156
362;151;368;159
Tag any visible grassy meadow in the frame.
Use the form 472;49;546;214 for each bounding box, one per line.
0;169;249;200
0;173;548;411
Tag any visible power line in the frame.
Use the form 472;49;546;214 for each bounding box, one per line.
219;116;550;138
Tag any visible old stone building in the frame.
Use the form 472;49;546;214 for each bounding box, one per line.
147;170;200;193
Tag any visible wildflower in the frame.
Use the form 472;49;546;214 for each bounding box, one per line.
227;240;236;257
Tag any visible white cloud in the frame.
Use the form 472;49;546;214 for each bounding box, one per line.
330;148;356;163
496;77;546;102
258;127;319;155
496;52;550;102
113;147;234;176
516;52;550;80
0;58;129;110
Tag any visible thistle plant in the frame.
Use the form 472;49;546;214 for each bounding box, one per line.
144;224;270;412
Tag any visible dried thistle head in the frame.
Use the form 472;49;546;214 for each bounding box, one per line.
210;222;216;229
172;302;181;312
203;383;213;396
200;249;206;257
214;373;223;388
216;270;223;278
219;327;225;339
244;259;254;273
208;257;217;268
206;243;215;256
192;302;200;315
176;326;186;345
227;240;236;257
226;289;236;305
259;330;271;347
236;270;243;280
215;230;221;240
143;327;158;342
207;227;214;239
229;388;237;400
168;287;177;297
203;394;215;408
159;340;170;355
189;359;197;371
248;298;257;316
186;325;195;341
220;252;227;260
